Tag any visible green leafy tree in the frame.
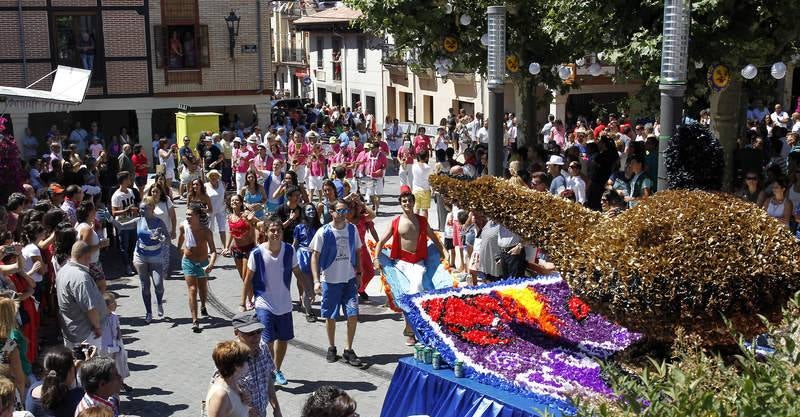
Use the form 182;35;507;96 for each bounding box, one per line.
346;0;800;184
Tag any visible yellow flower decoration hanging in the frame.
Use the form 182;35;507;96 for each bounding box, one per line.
707;64;731;92
443;36;459;54
506;54;520;72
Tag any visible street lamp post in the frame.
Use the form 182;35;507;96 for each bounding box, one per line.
487;6;506;177
224;10;241;58
657;0;690;191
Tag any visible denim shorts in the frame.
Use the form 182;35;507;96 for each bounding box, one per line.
320;278;358;319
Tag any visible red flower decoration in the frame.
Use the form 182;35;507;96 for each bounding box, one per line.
423;294;514;346
568;296;591;321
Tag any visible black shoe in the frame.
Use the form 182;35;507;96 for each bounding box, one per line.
342;349;363;367
305;313;317;323
326;346;338;363
192;321;201;333
200;306;208;316
358;292;369;302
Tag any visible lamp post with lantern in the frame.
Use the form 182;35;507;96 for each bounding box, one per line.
224;10;241;58
487;5;506;177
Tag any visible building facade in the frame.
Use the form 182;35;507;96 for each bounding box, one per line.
0;0;273;165
271;1;309;98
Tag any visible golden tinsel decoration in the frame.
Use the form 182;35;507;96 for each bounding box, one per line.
430;175;800;345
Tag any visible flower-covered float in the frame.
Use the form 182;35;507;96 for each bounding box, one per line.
403;275;640;412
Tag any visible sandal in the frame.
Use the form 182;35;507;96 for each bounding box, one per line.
192;321;201;333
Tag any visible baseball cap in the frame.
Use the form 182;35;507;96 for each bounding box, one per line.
400;185;412;195
232;310;264;333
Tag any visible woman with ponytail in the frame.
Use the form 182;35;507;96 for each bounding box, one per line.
26;346;84;417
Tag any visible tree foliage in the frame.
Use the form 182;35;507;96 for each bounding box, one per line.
345;0;800;113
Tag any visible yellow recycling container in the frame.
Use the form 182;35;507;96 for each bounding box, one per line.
175;112;221;151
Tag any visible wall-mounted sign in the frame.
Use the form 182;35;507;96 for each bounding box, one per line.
241;45;258;54
177;103;191;111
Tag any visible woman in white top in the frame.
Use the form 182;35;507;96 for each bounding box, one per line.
76;201;110;292
205;170;228;248
157;138;177;185
147;177;177;239
20;222;47;287
763;178;793;227
565;161;587;204
206;340;251;417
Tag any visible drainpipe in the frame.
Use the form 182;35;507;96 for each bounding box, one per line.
256;0;265;93
17;0;28;85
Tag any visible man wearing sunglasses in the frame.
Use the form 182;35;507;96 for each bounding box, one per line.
233;310;283;417
310;199;363;366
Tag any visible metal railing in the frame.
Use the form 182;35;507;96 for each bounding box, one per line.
280;47;306;63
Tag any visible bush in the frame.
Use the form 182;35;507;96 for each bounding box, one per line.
570;292;800;417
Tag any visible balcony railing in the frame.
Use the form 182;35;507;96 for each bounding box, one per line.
281;48;306;63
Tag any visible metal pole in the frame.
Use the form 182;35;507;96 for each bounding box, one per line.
488;87;504;176
487;5;506;177
657;0;690;191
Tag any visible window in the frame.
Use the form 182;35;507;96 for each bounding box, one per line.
316;36;323;69
331;37;342;81
423;95;433;124
155;0;208;84
53;13;104;84
357;36;366;72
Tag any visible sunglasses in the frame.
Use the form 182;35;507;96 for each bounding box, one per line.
336;208;350;215
242;329;263;337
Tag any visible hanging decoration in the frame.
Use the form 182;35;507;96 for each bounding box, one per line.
770;62;787;79
480;33;489;47
443;36;459;54
558;65;572;80
505;55;520;73
444;2;453;14
706;64;731;92
528;62;541;75
575;57;585;67
740;64;758;80
694;60;704;69
588;63;602;77
459;14;471;26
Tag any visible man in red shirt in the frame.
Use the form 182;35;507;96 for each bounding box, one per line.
593;117;607;138
357;142;388;213
413;127;431;155
131;143;149;196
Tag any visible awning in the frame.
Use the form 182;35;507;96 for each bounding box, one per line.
316;82;342;94
0;65;91;111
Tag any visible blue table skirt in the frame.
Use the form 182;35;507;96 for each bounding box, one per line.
380;357;564;417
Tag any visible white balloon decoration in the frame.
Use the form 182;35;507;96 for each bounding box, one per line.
694;60;704;69
480;34;489;47
596;51;606;62
558;65;572;80
771;62;787;79
741;64;758;80
459;14;471;26
575;57;585;67
528;62;541;75
588;63;602;76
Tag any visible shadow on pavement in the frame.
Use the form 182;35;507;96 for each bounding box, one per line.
123;399;188;417
360;353;407;366
164;315;232;331
126;348;149;359
278;379;378;395
358;313;403;323
128;362;158;372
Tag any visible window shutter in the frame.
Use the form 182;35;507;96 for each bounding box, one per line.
153;25;166;68
198;25;210;67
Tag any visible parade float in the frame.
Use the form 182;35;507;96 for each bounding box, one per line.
377;126;800;417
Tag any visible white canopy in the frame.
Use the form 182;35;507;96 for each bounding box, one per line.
0;65;91;109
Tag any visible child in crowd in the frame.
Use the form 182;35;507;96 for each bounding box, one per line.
454;210;468;273
100;293;130;390
89;137;104;160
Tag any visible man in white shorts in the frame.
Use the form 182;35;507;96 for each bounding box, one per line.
357;141;388;213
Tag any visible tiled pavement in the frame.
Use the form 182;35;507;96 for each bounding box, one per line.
105;176;441;417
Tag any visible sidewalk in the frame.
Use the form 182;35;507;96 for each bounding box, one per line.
106;175;439;416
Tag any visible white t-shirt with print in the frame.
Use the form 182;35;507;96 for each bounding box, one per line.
21;244;42;283
309;224;362;284
247;243;298;315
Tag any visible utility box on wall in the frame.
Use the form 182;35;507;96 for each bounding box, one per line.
175;112;221;151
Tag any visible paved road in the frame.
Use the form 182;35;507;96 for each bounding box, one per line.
108;175;442;417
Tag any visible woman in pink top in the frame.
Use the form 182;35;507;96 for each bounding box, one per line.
549;119;566;150
288;132;311;183
234;139;256;192
307;144;326;203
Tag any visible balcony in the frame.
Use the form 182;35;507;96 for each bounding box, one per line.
281;47;306;64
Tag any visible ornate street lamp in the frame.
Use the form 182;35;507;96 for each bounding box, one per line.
224;10;241;58
487;5;506;177
657;0;690;191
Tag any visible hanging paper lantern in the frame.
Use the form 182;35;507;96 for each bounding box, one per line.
444;3;453;14
694;60;704;69
596;51;606;62
443;36;459;54
771;62;787;79
459;14;471;26
480;33;489;47
558;65;572;80
528;62;541;75
741;64;757;80
588;63;602;76
575;57;585;67
505;55;520;72
707;64;731;92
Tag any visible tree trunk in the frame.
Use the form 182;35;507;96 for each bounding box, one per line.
709;79;743;191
